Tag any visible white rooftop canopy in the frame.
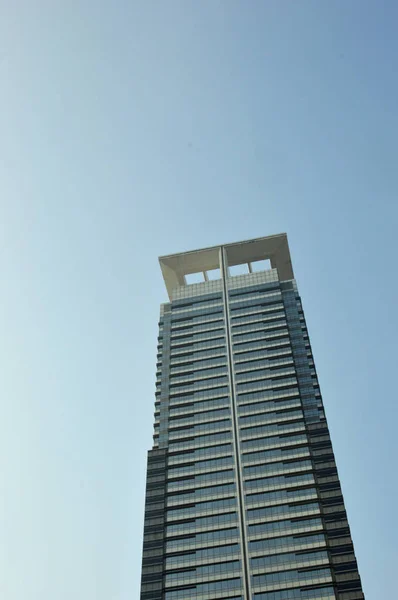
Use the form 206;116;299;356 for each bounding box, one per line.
159;233;294;300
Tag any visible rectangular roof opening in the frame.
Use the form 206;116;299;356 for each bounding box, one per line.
205;268;221;281
250;259;271;272
185;272;205;285
229;263;249;277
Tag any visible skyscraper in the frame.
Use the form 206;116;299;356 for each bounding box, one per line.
140;234;364;600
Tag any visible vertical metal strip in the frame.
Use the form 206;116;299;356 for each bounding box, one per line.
220;247;252;600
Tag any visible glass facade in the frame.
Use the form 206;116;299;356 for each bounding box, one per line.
140;235;364;600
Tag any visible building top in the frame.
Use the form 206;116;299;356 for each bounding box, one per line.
159;233;294;300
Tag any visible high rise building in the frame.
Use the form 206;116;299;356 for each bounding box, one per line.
140;234;364;600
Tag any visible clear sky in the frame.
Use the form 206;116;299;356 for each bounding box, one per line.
0;1;397;598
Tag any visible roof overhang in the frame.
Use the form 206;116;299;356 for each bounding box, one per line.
159;233;294;300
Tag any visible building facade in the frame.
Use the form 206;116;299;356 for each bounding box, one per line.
140;234;364;600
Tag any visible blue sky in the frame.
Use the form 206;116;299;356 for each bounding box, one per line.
0;1;397;598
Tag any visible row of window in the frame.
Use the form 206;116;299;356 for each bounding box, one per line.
170;355;226;374
258;488;318;515
238;391;300;410
170;408;304;440
171;308;224;326
231;313;286;334
167;497;237;519
240;408;303;428
167;490;319;527
234;338;291;355
245;473;315;496
238;399;302;418
244;459;313;482
234;347;292;364
233;335;290;354
235;365;295;382
249;532;326;553
233;324;288;345
251;549;328;570
170;338;226;356
171;316;224;334
241;421;305;443
170;411;231;431
167;482;236;505
167;389;301;421
236;376;298;393
238;387;299;405
166;511;238;535
229;283;280;299
240;431;306;455
231;319;286;338
169;397;230;416
171;300;224;315
171;320;224;337
235;355;293;375
170;345;226;362
165;559;242;583
165;577;242;599
168;443;233;464
168;431;232;451
233;328;289;346
169;407;231;428
169;386;230;405
169;365;228;384
170;327;225;346
171;292;222;308
230;303;285;325
253;566;331;586
165;543;241;566
170;338;226;359
167;427;307;458
170;350;226;369
165;526;239;549
169;375;229;394
253;585;335;600
230;296;282;315
229;290;281;305
167;469;235;491
240;432;307;454
248;517;322;537
167;455;234;476
243;446;310;470
169;418;231;440
241;421;305;450
229;293;283;311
